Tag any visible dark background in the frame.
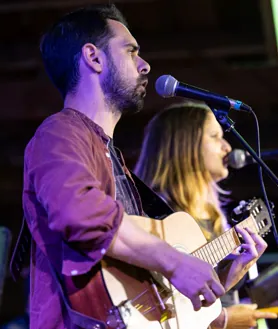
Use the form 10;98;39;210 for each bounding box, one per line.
0;0;278;327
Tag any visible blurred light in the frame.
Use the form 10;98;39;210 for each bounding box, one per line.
271;0;278;48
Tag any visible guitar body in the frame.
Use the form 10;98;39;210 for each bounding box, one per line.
67;212;221;329
102;212;221;329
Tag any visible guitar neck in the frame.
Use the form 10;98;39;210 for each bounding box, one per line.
191;216;258;267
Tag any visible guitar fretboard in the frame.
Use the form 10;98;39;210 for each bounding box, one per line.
191;216;258;267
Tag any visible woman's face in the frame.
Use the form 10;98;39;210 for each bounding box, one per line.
202;112;232;182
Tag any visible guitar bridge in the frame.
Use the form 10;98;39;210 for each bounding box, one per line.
150;271;173;301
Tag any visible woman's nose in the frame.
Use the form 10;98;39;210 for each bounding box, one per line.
223;139;232;153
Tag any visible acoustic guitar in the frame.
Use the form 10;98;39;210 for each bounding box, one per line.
67;198;272;329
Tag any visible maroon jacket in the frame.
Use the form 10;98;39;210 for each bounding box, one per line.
23;108;124;329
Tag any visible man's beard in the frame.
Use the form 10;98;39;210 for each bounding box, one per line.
101;51;147;115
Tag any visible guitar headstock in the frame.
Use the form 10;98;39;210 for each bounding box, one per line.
232;198;273;238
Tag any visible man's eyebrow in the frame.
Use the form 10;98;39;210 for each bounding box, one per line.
124;43;140;53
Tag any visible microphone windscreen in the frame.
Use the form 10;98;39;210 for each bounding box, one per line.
228;149;247;169
155;75;177;97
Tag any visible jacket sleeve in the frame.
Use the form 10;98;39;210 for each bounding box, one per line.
25;116;124;273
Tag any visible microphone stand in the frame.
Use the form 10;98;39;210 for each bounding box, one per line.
212;109;278;245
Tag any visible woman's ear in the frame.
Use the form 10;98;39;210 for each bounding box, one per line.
81;43;103;73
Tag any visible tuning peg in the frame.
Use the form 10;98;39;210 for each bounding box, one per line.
233;200;248;215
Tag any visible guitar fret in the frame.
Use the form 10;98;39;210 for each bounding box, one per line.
198;250;204;262
195;250;201;260
198;249;204;262
226;231;233;250
207;241;217;265
214;239;222;261
212;240;222;263
215;237;225;260
229;229;239;249
199;245;208;263
216;239;224;262
200;248;207;262
207;244;215;266
195;249;201;260
210;240;219;263
191;212;265;270
227;231;235;250
205;225;242;265
203;244;214;266
199;247;208;263
223;231;233;254
219;234;229;256
227;230;234;250
212;241;220;264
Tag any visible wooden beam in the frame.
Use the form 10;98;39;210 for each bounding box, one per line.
0;43;265;74
0;0;158;13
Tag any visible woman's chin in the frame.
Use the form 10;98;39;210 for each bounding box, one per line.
213;169;229;182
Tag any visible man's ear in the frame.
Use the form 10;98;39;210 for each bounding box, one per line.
81;43;103;73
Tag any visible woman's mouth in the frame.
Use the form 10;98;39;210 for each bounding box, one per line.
223;155;229;167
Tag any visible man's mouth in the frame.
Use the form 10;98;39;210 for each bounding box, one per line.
141;79;148;88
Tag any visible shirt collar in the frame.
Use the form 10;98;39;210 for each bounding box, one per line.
63;108;110;143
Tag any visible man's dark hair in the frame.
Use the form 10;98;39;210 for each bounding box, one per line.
40;4;128;98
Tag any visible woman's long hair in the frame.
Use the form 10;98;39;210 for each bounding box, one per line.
134;102;227;240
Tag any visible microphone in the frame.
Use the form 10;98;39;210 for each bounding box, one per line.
155;75;251;112
228;149;278;169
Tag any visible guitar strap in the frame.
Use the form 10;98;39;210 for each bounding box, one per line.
129;171;174;219
9;171;173;328
48;260;106;329
0;226;12;309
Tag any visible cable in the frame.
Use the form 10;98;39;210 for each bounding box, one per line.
248;108;278;244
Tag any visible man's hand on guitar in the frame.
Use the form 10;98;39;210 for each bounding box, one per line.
217;226;268;292
107;213;226;312
107;214;268;314
169;254;225;311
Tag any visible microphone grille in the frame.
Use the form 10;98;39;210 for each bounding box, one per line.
228;149;246;169
155;75;177;97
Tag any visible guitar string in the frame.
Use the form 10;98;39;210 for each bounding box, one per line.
130;217;258;303
128;214;260;318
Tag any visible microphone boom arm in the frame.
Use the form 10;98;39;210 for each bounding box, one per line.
212;108;278;245
212;109;278;187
